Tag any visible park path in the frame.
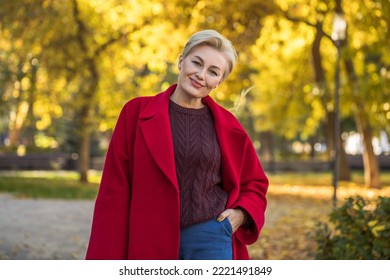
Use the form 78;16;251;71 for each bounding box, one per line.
0;193;281;260
0;194;94;259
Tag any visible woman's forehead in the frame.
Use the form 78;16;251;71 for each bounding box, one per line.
186;45;228;69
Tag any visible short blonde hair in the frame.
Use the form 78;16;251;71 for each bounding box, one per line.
182;29;238;80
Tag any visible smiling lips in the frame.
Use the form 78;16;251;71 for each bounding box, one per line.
190;77;205;88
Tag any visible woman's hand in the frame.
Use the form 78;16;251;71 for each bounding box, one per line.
217;208;246;233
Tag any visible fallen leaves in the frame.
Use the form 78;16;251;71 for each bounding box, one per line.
248;182;390;259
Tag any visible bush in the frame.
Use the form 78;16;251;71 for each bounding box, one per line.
315;195;390;259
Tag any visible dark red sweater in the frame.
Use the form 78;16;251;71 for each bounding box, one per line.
169;100;228;228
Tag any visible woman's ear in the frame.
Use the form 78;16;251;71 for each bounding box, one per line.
178;55;183;71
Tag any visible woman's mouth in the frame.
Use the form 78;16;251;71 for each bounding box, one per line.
190;78;205;88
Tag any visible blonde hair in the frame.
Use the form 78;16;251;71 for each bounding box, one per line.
182;29;238;80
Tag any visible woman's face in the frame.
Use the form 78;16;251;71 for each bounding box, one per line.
176;45;228;103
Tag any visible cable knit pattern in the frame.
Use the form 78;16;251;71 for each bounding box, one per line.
169;100;228;228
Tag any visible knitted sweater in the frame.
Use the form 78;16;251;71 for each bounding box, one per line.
168;100;228;228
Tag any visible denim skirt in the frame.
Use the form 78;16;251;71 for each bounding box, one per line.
179;218;233;260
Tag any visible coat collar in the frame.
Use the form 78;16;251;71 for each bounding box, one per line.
139;84;248;194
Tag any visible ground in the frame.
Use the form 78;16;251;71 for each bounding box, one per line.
1;171;389;259
0;194;93;259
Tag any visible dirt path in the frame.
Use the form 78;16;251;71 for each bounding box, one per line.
0;193;285;260
0;194;94;259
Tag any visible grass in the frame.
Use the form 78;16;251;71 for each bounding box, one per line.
1;170;389;200
0;170;100;199
267;171;390;187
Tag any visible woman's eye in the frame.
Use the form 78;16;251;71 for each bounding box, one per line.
192;60;201;66
210;70;219;76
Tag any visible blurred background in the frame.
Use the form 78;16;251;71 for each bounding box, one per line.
0;0;389;260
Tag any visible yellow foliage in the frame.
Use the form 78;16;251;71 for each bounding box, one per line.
1;0;389;158
371;225;386;237
35;133;58;149
36;113;52;131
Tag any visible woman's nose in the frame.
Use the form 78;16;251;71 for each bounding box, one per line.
195;70;205;80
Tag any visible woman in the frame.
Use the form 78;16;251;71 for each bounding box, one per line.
86;29;268;260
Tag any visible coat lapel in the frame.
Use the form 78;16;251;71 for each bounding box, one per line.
139;85;179;190
203;96;247;198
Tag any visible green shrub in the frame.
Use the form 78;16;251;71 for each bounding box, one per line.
315;195;390;259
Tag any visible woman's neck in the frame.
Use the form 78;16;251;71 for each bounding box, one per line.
169;89;204;109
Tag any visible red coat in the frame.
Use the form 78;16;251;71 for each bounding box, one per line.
86;84;268;260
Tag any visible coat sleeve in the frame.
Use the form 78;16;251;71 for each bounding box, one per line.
86;100;139;259
231;136;269;245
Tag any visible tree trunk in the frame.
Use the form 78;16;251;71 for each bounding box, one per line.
8;62;26;148
355;107;381;188
79;126;91;182
77;88;95;183
344;60;381;188
77;88;96;182
260;131;275;173
24;58;38;147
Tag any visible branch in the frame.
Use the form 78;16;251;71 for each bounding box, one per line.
280;8;334;43
94;17;153;56
93;29;132;56
71;0;155;58
71;0;89;56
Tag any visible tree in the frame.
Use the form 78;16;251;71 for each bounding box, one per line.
1;0;180;181
244;0;387;187
340;0;390;188
280;0;351;180
0;0;56;150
